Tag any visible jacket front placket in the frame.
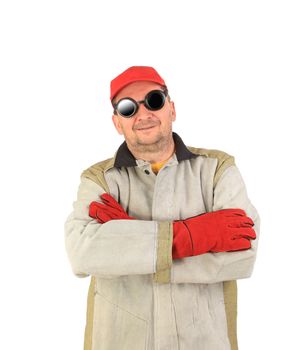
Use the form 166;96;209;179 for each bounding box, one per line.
150;159;179;350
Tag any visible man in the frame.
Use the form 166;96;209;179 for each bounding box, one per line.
64;66;260;350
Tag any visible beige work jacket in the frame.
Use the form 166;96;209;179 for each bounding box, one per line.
64;132;260;350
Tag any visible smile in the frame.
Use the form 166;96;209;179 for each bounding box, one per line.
136;125;157;131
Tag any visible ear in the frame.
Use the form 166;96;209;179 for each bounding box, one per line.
112;114;124;135
170;101;176;122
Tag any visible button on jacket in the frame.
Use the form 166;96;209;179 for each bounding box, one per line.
64;132;260;350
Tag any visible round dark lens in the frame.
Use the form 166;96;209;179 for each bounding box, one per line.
146;91;165;110
117;99;137;117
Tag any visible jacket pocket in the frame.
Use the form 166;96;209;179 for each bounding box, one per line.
92;291;148;350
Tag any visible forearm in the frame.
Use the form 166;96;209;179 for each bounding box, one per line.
171;165;260;284
65;217;172;277
64;177;172;278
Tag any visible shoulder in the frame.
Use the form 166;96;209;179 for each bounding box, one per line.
187;146;236;187
80;156;115;191
188;146;234;163
81;157;115;177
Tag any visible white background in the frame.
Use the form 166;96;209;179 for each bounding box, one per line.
1;0;307;349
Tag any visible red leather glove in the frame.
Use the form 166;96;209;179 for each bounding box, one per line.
89;193;135;223
172;209;256;259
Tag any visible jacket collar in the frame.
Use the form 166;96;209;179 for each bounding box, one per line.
113;132;196;168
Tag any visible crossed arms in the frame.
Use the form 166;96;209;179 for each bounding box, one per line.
64;165;260;283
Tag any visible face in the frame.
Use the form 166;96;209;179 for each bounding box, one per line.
112;81;176;154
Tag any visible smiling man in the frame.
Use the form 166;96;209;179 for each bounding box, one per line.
64;66;260;350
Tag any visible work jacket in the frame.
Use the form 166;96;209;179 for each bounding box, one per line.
64;132;260;350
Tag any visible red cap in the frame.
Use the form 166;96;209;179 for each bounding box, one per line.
110;66;166;101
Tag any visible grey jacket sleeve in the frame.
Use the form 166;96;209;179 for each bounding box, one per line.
170;165;260;284
64;177;172;279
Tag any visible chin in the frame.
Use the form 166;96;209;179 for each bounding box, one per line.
137;134;162;145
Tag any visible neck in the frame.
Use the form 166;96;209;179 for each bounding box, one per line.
127;136;175;164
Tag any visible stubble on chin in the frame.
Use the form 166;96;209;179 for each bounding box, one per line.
128;131;173;156
132;132;166;153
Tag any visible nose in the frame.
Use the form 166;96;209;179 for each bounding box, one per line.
134;102;155;121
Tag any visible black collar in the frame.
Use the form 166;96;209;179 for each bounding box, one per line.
113;132;196;168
